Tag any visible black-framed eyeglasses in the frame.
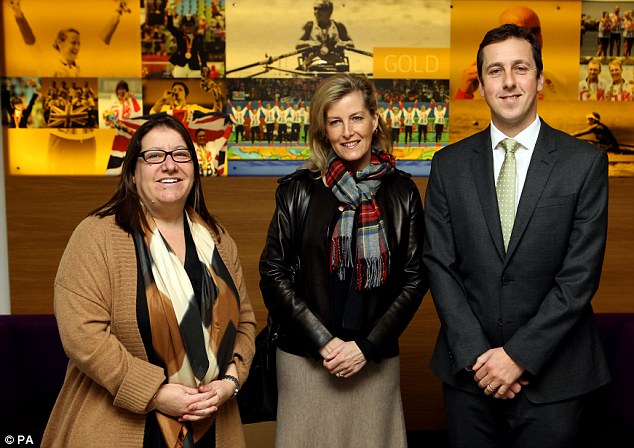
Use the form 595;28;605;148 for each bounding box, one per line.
138;149;192;164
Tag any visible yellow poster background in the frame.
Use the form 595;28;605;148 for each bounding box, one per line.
374;48;451;79
451;1;581;100
1;0;141;78
5;128;116;175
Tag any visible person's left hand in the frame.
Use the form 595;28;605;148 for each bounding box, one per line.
323;341;367;378
472;347;525;399
179;379;235;421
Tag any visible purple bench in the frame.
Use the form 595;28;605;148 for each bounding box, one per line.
593;313;634;429
0;314;67;444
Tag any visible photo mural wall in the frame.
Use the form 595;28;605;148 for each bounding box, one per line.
2;0;633;176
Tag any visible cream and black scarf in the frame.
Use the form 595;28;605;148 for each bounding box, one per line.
135;207;240;447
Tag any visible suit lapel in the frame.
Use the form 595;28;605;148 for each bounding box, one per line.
469;130;506;260
505;121;559;260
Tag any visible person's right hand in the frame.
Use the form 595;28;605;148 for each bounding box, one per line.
494;378;530;400
154;383;216;419
323;341;367;378
473;348;527;399
319;336;344;359
161;89;174;101
458;61;480;96
116;0;132;14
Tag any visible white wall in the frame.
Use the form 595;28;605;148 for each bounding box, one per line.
0;131;11;314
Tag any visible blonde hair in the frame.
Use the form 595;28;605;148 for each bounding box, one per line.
306;74;391;176
53;28;80;51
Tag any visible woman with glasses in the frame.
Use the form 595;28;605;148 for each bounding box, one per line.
42;115;256;448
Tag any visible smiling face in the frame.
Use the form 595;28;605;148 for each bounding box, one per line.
479;37;543;137
134;126;195;215
57;31;81;63
587;61;601;82
196;130;207;145
609;62;623;83
325;91;378;172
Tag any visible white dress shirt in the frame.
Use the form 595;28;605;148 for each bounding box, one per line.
490;115;541;212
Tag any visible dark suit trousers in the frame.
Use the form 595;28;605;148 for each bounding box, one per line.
443;382;586;448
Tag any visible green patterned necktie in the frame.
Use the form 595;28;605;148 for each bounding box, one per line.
497;138;519;251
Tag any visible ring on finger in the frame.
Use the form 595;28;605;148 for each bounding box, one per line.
487;384;499;391
336;372;344;378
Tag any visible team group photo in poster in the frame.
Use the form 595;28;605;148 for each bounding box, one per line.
223;77;450;175
1;0;633;176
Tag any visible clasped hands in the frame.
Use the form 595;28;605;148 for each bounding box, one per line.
154;378;235;422
319;337;367;379
472;347;529;400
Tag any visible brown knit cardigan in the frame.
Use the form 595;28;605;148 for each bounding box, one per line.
42;215;256;447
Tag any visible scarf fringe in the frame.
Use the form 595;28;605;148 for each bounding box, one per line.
331;236;354;279
356;251;390;290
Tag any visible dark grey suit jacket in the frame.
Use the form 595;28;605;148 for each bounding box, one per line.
423;119;611;404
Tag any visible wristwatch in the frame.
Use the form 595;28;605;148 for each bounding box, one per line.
222;374;240;399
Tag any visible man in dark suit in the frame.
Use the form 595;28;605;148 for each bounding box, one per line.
423;24;610;447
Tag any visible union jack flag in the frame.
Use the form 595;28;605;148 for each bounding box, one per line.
47;102;90;128
106;110;232;176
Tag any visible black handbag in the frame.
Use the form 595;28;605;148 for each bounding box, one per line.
238;174;313;424
237;315;280;424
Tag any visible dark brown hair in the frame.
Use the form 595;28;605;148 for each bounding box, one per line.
91;114;222;236
476;23;543;85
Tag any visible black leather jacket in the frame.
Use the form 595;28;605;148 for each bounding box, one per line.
259;169;427;361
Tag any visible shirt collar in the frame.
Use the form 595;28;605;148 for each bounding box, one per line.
490;115;541;151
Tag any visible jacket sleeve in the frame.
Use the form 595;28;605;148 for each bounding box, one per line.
166;14;178;36
504;149;609;376
423;157;491;373
54;217;165;414
364;179;427;356
259;180;334;352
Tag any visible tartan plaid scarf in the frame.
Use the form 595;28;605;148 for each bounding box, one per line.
324;147;395;290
